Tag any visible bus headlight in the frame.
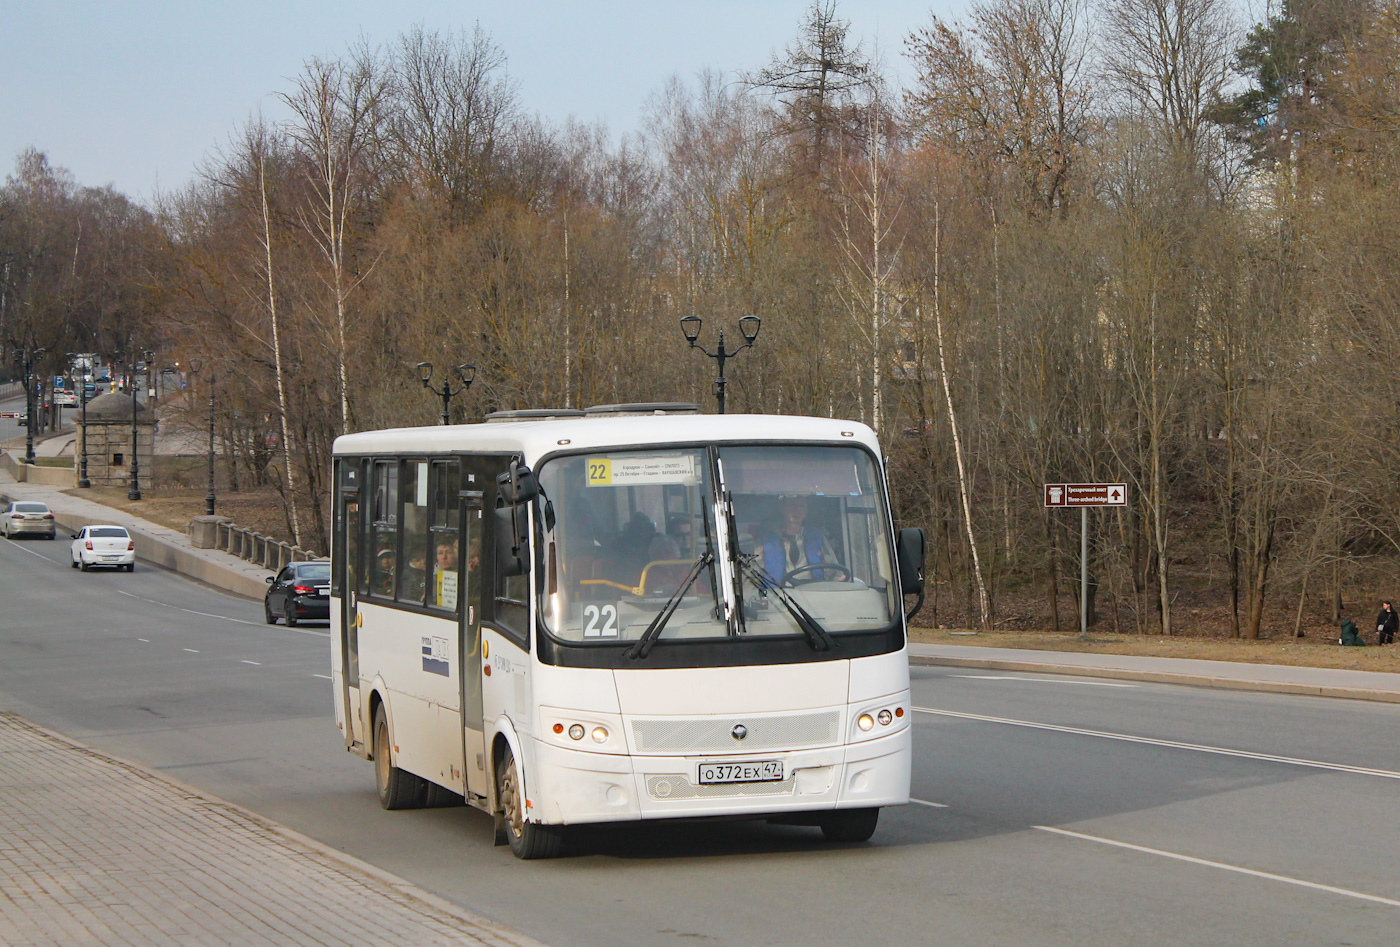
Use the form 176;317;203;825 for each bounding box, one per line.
591;726;609;743
877;709;892;726
568;724;585;741
857;714;875;731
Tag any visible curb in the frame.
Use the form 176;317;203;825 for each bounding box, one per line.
909;654;1400;704
9;713;547;947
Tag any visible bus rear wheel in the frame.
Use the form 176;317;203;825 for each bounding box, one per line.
373;705;425;810
820;807;880;843
497;745;562;859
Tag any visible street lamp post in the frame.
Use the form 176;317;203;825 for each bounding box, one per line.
9;342;47;465
67;351;92;487
417;362;476;425
187;359;219;516
679;314;761;414
127;348;153;500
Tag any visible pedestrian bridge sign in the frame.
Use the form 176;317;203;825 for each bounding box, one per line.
1044;483;1127;507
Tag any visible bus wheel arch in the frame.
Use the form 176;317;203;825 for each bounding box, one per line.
371;696;426;810
493;733;562;859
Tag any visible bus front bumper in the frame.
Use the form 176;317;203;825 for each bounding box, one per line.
529;728;911;825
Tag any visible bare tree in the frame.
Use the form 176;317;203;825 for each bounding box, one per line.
748;0;869;176
1098;0;1237;167
280;47;386;434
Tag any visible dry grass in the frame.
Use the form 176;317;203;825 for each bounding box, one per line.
910;627;1400;672
65;485;308;551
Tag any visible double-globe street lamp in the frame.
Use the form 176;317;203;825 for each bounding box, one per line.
9;341;47;465
417;362;476;425
125;348;154;500
679;314;761;415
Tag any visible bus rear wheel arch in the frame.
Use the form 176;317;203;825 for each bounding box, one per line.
373;704;426;810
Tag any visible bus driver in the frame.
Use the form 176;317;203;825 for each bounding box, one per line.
760;495;837;580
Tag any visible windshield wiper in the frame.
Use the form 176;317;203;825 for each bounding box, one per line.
738;556;834;652
627;552;715;660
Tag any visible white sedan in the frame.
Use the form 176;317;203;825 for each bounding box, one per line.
71;525;136;572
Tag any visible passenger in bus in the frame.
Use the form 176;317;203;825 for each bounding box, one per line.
434;539;458;608
760;495;838;581
665;514;694;556
374;548;395;596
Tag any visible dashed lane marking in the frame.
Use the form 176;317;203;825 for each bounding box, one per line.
114;589;330;638
914;707;1400;781
910;798;948;808
184;648;199;653
241;660;261;666
313;674;332;680
950;674;1136;688
137;638;150;643
1035;825;1400;908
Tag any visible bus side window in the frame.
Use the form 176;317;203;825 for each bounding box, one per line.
429;460;460;611
399;461;429;605
372;460;398;598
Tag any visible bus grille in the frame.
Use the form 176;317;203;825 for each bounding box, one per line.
630;710;840;754
646;775;795;800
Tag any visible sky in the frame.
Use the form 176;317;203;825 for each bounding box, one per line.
1;0;964;205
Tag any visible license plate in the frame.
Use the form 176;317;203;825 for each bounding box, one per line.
696;760;784;784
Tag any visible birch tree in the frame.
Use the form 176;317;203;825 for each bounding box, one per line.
281;48;385;434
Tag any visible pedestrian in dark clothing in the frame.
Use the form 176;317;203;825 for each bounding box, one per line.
1378;601;1398;645
1340;618;1366;646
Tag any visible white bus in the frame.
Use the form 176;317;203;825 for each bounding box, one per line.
330;404;926;858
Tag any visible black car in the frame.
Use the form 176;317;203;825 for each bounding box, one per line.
264;561;331;625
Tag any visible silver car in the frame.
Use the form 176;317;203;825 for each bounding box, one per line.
1;501;56;539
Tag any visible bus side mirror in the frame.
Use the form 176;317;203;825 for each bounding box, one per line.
897;528;926;596
494;505;530;577
496;462;539;505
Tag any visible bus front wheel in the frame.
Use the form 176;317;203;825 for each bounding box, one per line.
373;705;426;810
820;807;880;843
497;745;562;859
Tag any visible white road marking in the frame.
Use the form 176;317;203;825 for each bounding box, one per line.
950;674;1136;688
184;648;199;653
312;674;332;680
2;541;55;561
1035;825;1400;908
241;660;261;666
137;638;150;643
114;589;330;638
914;707;1400;781
910;798;948;808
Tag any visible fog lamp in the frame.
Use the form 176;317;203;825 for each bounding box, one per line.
857;714;874;732
591;726;609;743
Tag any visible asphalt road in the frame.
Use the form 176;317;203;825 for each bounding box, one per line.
2;530;1398;945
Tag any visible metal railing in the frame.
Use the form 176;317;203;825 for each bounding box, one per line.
215;521;320;570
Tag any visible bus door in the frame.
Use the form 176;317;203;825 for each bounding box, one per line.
459;494;490;802
336;462;364;750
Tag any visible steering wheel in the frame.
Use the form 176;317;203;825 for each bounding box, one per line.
781;563;853;586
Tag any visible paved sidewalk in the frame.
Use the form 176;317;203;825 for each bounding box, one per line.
909;642;1400;703
0;714;539;947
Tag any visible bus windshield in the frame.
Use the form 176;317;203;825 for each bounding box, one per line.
537;444;899;645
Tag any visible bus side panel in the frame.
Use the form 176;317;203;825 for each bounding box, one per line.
357;602;466;790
